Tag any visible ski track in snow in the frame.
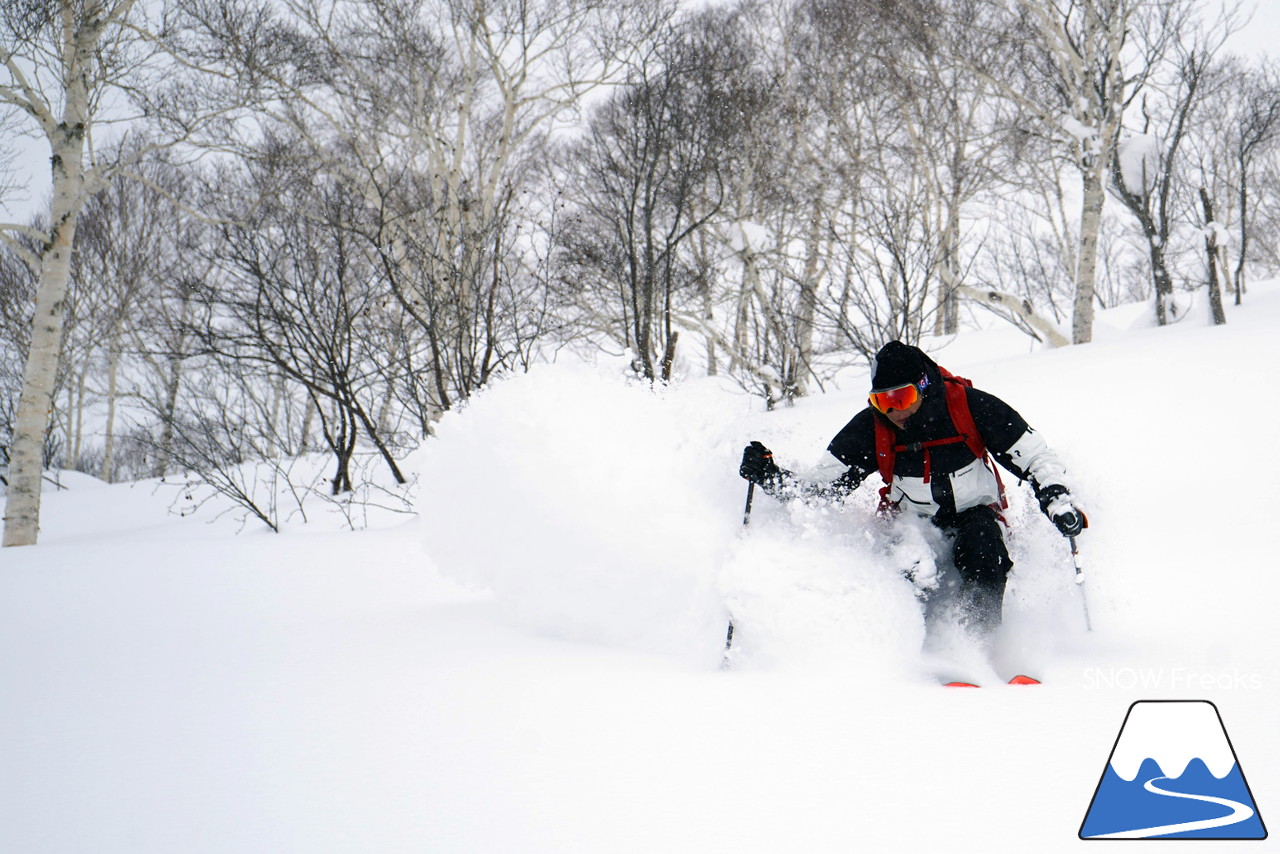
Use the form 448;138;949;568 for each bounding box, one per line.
1085;776;1256;839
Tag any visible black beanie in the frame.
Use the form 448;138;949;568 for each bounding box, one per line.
870;340;930;390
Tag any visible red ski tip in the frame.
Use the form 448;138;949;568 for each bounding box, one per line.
944;681;981;688
1007;675;1041;685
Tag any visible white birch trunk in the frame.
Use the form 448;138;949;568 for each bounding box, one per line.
153;359;182;479
794;199;824;399
1073;164;1106;344
4;150;86;545
71;368;87;467
1;2;106;546
152;291;192;479
101;339;121;483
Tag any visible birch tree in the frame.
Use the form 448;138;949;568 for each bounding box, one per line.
202;150;408;494
558;17;732;383
701;1;821;404
1229;67;1280;302
1;0;151;546
1196;57;1280;304
65;144;170;481
887;0;1189;343
0;239;36;473
1108;9;1237;327
1;0;271;544
190;0;672;415
990;0;1173;343
866;0;1017;336
1110;48;1211;326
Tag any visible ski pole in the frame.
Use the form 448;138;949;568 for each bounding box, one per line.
724;482;755;655
1069;535;1092;632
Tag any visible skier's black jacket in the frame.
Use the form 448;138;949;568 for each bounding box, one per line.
807;366;1070;520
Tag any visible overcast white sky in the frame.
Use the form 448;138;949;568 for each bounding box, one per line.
1227;0;1280;57
2;0;1278;226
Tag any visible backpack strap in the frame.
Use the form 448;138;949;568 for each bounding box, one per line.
873;417;896;513
942;377;986;462
872;370;1008;513
940;377;1008;510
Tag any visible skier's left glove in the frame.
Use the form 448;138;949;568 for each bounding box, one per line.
739;441;782;486
1037;484;1087;537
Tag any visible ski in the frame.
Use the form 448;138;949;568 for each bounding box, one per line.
938;674;1041;688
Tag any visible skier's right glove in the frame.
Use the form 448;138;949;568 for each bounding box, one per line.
1037;484;1088;537
739;441;782;487
1051;507;1086;537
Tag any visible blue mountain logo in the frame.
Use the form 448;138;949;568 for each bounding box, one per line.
1080;700;1266;840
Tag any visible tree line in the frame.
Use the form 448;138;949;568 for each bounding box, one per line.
2;0;1277;544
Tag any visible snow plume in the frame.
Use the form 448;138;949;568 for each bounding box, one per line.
415;359;933;672
415;359;743;664
412;343;1130;678
720;499;926;673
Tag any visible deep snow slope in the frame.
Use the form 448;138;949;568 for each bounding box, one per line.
3;286;1279;853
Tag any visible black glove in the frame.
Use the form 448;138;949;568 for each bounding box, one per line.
1051;507;1086;537
1036;483;1087;537
739;441;781;486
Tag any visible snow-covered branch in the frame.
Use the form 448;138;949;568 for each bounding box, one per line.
956;285;1071;348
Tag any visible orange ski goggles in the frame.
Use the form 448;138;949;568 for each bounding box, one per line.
869;376;927;414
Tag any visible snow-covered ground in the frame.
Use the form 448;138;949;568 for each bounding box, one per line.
3;285;1278;852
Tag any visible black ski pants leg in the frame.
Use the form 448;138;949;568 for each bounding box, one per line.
939;505;1013;633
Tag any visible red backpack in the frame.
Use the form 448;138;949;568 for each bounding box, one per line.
872;366;1007;514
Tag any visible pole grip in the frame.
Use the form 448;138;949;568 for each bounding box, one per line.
743;482;755;527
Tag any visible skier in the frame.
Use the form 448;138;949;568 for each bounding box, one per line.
738;340;1085;636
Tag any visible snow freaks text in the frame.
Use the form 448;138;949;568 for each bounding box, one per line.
1082;668;1263;692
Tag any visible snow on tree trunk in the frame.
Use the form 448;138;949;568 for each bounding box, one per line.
1117;133;1160;197
1199;188;1228;326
